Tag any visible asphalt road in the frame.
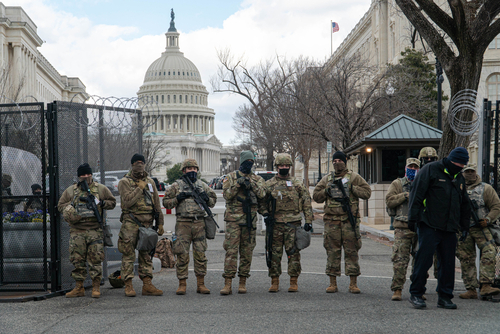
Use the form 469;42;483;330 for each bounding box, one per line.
1;231;499;334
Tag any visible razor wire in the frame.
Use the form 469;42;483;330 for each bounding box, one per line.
0;95;161;131
448;89;481;137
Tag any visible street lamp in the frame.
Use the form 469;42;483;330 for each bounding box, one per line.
436;58;444;130
386;83;395;115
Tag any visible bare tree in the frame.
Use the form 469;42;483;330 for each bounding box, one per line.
143;133;171;175
394;0;500;156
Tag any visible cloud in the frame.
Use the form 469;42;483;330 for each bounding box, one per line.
5;0;372;145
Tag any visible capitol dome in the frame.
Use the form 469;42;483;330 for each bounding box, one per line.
138;10;221;182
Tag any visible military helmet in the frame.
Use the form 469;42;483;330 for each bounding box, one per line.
108;270;125;288
62;205;81;223
274;153;293;166
406;158;421;168
181;158;199;171
418;147;438;159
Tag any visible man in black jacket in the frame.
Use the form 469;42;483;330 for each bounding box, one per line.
408;147;471;309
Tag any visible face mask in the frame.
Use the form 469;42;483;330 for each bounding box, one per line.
132;163;145;173
78;176;92;185
405;168;418;181
333;162;346;172
186;171;197;182
239;160;254;174
464;173;476;184
278;168;290;176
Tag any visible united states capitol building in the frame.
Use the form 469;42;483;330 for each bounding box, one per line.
139;11;222;180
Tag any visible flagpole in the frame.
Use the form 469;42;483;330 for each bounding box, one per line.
330;20;333;55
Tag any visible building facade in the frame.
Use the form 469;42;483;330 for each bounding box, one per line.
0;4;87;104
139;11;221;180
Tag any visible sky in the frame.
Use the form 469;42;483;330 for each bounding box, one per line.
3;0;373;146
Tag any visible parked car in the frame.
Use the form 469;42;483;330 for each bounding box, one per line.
104;176;120;195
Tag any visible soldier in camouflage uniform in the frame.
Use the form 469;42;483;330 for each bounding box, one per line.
386;158;420;301
163;158;217;295
58;163;116;298
418;147;438;167
220;151;266;295
457;164;500;299
1;174;21;213
118;154;164;297
260;153;313;293
313;151;371;294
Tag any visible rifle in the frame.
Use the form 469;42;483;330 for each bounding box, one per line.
236;173;255;241
78;179;103;225
182;175;219;231
467;195;492;247
265;197;276;269
332;178;359;239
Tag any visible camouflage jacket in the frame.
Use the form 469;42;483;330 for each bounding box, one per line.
313;170;371;221
386;177;413;228
2;187;20;213
163;177;216;220
58;180;116;229
262;175;313;225
223;170;266;222
466;175;500;225
118;171;164;225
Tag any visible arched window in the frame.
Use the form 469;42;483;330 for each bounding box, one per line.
185;95;188;103
162;95;164;103
196;96;198;104
168;95;170;103
174;95;176;103
489;35;500;49
487;74;500;101
180;95;182;103
191;95;193;103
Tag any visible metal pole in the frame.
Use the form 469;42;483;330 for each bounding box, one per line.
317;149;322;183
494;101;499;192
436;58;444;130
138;110;143;155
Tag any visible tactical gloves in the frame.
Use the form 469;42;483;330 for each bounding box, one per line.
459;230;468;242
304;223;312;232
478;218;489;228
199;191;210;203
137;180;147;190
176;192;191;201
237;177;252;189
157;225;164;236
408;220;417;232
326;186;334;198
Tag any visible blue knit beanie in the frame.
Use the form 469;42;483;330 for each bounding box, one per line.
447;147;469;165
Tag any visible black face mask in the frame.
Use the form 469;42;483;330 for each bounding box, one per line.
278;168;289;176
239;160;254;174
443;158;463;176
186;171;197;182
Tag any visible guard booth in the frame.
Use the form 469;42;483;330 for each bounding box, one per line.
344;115;442;225
0;98;154;301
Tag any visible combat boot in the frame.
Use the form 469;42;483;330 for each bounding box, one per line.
391;289;402;301
196;276;210;294
349;276;361;294
480;284;500;297
142;277;163;296
220;278;232;295
176;279;187;295
326;276;338;293
459;289;478;299
288;276;298;292
268;276;279;293
238;277;247;294
91;278;101;298
124;278;136;297
65;281;84;298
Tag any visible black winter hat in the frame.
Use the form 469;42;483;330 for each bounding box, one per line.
332;151;347;164
77;163;93;176
131;153;145;165
447;147;469;165
31;184;42;192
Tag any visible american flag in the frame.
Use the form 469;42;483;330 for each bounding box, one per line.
332;22;339;33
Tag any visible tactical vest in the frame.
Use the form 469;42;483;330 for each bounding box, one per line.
176;178;206;218
225;172;258;214
121;176;153;215
269;177;302;222
326;172;351;208
468;182;489;226
71;183;101;221
395;177;411;222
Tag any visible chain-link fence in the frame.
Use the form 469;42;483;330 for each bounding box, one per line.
1;98;158;298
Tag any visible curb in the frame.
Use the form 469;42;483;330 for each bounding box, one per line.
360;224;394;241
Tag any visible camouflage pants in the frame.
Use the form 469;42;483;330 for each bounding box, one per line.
222;217;256;278
391;228;417;291
324;219;362;276
456;227;497;289
173;218;207;280
268;221;301;277
69;228;104;281
118;220;153;280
